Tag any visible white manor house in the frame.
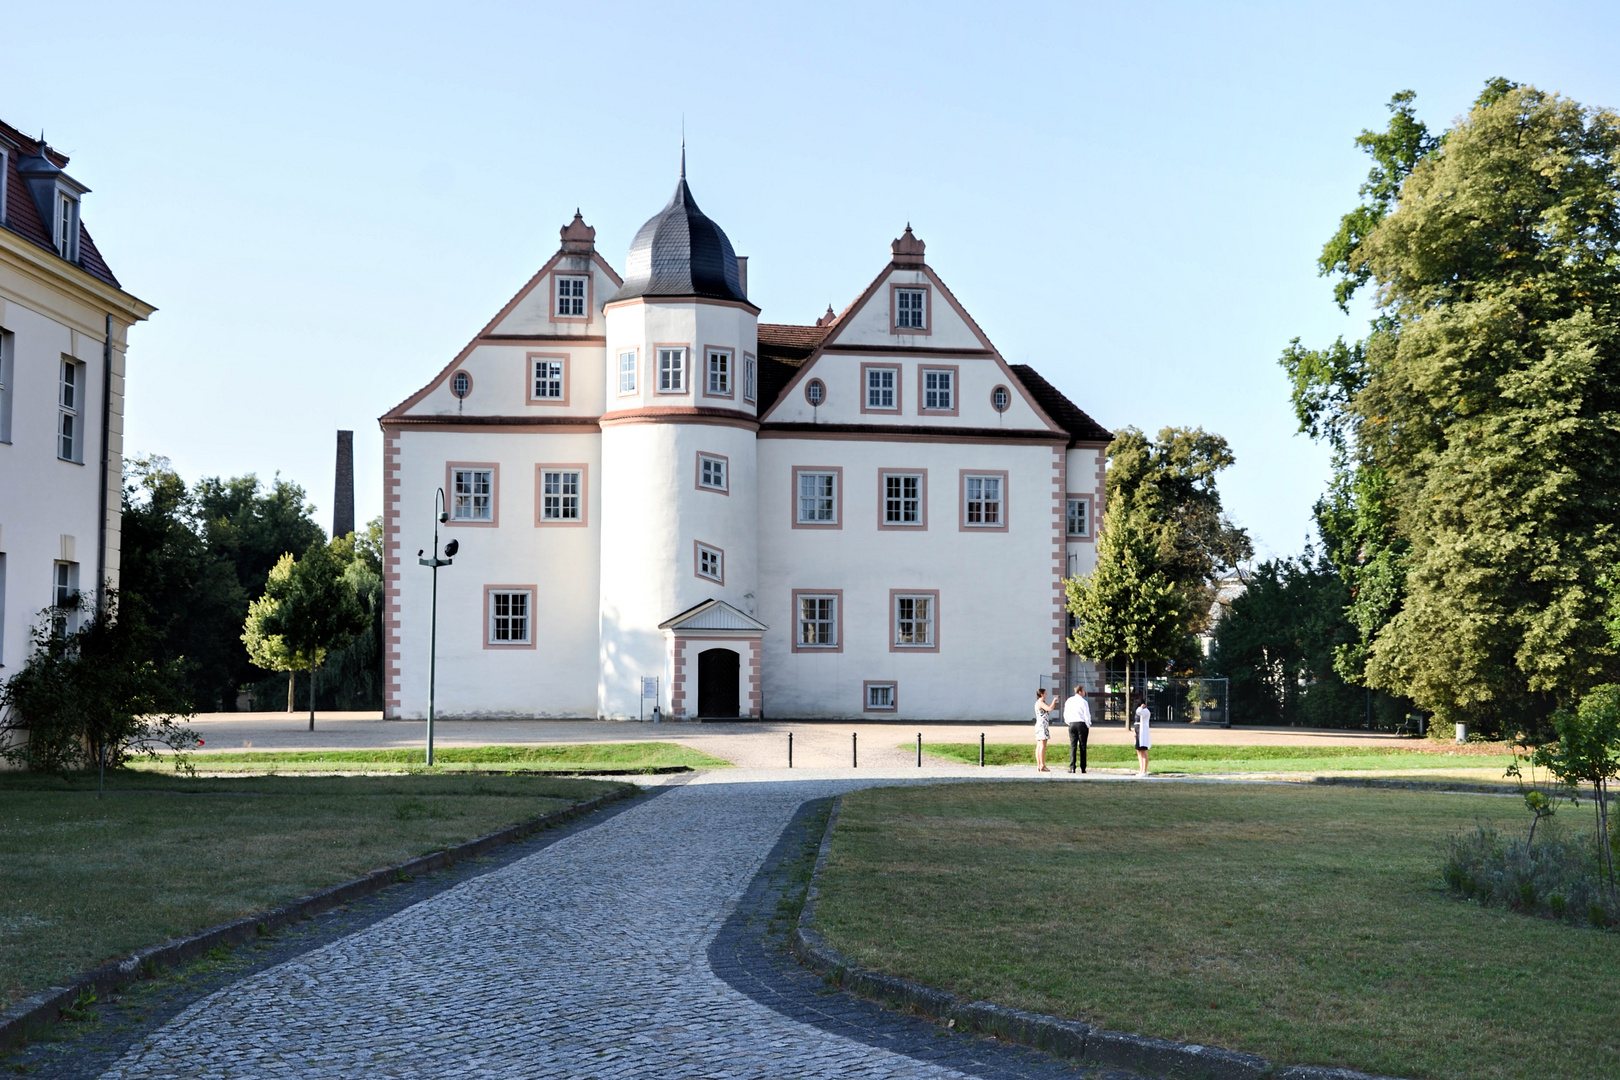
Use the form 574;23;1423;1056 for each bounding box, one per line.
382;169;1110;720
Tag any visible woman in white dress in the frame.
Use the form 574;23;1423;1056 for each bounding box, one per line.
1033;689;1053;772
1133;697;1152;776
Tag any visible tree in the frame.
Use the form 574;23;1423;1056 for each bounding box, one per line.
1281;81;1620;737
246;540;368;730
0;590;197;774
1067;503;1184;701
1530;686;1620;901
1210;547;1372;726
242;553;322;712
1104;426;1252;671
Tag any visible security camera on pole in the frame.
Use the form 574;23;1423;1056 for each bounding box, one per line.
418;489;458;766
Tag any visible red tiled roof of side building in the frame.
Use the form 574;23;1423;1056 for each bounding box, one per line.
1009;364;1112;445
0;121;120;288
756;322;832;354
754;323;832;413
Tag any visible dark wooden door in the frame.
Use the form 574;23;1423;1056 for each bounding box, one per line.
697;648;740;718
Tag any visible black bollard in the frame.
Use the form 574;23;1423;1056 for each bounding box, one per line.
980;732;985;767
788;731;793;769
853;731;858;768
917;733;922;767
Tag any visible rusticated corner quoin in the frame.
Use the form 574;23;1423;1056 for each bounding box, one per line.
788;795;1407;1080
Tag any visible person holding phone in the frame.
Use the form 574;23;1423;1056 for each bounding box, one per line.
1062;684;1092;773
1033;688;1054;771
1132;697;1152;776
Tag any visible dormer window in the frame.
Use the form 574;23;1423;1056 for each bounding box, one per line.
55;193;78;261
554;275;588;318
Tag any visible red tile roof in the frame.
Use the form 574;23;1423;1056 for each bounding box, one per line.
1009;364;1112;444
0;120;121;289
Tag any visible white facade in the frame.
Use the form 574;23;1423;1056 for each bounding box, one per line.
0;126;153;677
382;197;1109;721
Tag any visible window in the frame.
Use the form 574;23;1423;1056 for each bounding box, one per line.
892;592;937;649
450;466;495;523
58;360;82;462
530;355;566;402
487;588;533;645
743;353;757;403
697;453;728;493
991;385;1011;412
895;287;927;330
51;561;79;637
921;368;955;412
55;194;77;261
805;378;826;406
864;682;897;711
864;365;898;411
1066;497;1090;538
0;553;7;665
794;468;840;527
451;370;471;399
962;472;1006;529
657;347;687;393
617;350;638;395
706;349;732;397
554;275;587;318
539;468;582;522
795;592;840;650
0;150;6;224
695;541;724;584
0;329;13;444
881;471;926;528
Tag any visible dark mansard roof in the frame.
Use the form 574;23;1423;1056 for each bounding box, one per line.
607;166;748;306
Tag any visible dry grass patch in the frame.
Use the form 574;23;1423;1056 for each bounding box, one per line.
816;781;1620;1080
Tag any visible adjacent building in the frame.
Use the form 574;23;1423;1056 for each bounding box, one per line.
382;169;1109;720
0;123;154;671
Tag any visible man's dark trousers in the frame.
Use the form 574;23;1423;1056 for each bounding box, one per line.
1068;722;1089;773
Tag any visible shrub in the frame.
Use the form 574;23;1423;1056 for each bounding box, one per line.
1442;822;1619;929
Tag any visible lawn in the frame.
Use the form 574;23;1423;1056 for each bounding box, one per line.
0;770;625;1009
815;782;1620;1080
135;741;731;773
918;741;1515;775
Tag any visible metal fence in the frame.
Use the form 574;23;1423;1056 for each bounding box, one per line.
1094;674;1230;728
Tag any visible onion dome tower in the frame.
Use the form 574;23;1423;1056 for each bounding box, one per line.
598;157;763;720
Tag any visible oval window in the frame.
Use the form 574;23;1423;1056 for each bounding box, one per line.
452;371;471;398
991;385;1010;412
806;378;826;406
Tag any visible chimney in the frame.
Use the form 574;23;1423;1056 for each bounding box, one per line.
559;210;596;255
333;430;355;539
736;256;748;299
891;224;926;267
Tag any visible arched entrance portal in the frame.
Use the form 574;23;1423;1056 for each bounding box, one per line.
697;648;740;719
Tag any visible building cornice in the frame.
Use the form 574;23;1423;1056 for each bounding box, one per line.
0;226;155;325
819;344;995;357
602;294;762;316
599;406;759;431
759;422;1067;445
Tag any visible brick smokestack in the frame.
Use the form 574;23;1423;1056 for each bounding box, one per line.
333;430;355;539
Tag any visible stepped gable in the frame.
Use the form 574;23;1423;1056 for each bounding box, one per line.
755;322;833;412
608;156;748;305
0;120;120;287
1009;364;1112;444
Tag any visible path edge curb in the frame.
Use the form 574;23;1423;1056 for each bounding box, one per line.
788;794;1405;1080
0;784;633;1052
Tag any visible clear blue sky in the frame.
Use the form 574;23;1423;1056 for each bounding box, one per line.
9;1;1620;558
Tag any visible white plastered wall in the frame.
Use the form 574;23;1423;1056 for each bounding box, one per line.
390;429;602;717
757;436;1061;720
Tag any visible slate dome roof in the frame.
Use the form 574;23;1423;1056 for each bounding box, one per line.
609;163;748;305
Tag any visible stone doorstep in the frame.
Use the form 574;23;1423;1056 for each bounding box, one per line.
790;795;1409;1080
0;786;633;1052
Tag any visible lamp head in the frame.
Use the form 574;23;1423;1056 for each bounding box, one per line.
443;539;460;558
438;512;449;524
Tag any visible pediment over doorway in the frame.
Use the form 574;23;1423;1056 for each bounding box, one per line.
658;599;767;635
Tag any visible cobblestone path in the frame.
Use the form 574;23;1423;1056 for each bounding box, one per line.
97;779;1111;1079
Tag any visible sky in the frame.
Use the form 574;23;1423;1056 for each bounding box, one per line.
7;0;1620;559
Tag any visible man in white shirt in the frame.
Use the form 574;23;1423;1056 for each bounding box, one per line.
1062;684;1092;774
1133;698;1152;776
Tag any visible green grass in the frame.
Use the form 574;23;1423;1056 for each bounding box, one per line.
0;770;625;1009
817;782;1620;1080
918;741;1514;774
134;741;732;773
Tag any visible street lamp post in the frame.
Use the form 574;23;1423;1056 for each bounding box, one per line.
418;489;457;766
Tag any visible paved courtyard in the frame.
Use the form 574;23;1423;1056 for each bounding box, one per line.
91;775;1124;1079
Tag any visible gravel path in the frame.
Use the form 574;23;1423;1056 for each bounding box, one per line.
96;777;1097;1079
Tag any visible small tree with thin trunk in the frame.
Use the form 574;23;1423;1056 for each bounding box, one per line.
1067;503;1184;713
242;541;366;730
1532;685;1620;901
242;554;322;712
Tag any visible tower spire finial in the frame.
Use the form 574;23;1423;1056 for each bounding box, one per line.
680;116;686;179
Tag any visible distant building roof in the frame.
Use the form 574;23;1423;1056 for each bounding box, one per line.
1009;364;1112;444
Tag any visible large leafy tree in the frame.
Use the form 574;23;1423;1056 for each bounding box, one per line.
1067;503;1184;696
1283;81;1620;736
1106;425;1252;662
